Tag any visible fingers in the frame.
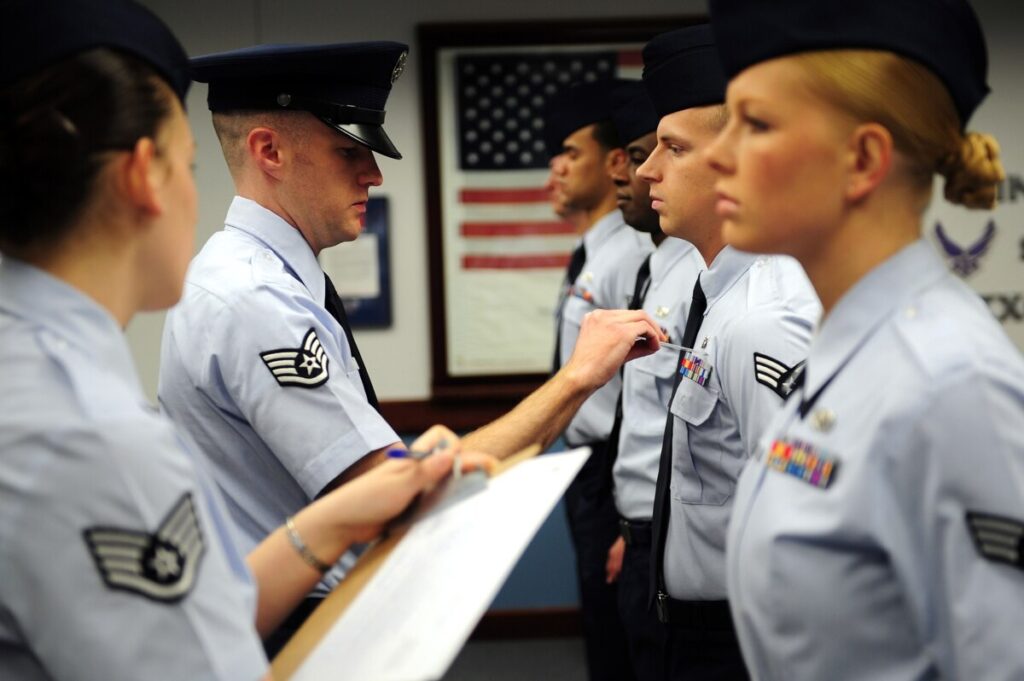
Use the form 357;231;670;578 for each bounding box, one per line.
411;424;460;453
457;452;498;476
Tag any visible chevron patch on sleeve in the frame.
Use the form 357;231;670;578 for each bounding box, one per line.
83;492;206;603
753;353;804;399
260;327;330;388
966;511;1024;572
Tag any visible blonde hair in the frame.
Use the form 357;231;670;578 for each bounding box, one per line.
790;50;1004;209
211;110;309;175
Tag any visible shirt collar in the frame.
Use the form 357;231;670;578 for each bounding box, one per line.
803;239;948;395
650;237;700;284
582;209;626;253
224;196;326;303
701;246;757;308
0;257;143;394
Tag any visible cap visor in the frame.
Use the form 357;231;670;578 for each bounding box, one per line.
322;119;402;159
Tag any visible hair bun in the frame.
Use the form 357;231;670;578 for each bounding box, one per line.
939;132;1005;209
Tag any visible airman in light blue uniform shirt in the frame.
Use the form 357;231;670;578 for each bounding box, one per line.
727;241;1024;680
560;208;653;446
662;249;820;600
612;236;703;520
0;258;267;680
159;197;398;586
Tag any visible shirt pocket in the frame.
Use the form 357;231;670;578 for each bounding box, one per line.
669;377;731;505
631;347;682;407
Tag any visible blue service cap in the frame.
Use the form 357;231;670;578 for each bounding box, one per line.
642;24;727;119
0;0;190;102
542;78;632;159
191;42;409;159
610;80;659;145
707;0;989;125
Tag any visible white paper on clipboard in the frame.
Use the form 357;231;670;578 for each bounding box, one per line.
290;447;591;681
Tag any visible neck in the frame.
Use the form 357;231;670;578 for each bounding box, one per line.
27;221;140;328
798;193;921;318
236;178;318;254
580;192;620;232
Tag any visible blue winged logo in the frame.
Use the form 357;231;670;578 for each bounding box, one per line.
935;220;997;277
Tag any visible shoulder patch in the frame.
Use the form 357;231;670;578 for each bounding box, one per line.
754;353;805;399
966;511;1024;571
83;492;205;603
260;328;330;388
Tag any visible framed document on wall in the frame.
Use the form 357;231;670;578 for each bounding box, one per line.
419;17;698;399
321;196;393;328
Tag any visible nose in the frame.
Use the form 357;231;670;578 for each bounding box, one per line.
362;153;383;187
637;148;660;185
704;121;736;175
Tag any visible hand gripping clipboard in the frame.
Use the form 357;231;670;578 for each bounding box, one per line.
271;444;555;680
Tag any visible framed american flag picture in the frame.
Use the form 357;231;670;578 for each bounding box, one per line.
419;17;699;400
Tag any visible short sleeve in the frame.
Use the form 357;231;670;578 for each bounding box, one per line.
196;282;398;496
0;418;268;681
877;373;1024;680
721;307;814;458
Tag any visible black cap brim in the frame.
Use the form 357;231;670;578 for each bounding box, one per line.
323;119;402;160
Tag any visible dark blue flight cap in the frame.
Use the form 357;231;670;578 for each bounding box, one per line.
542;79;631;159
642;24;727;119
191;42;409;159
707;0;989;125
0;0;190;102
610;80;659;145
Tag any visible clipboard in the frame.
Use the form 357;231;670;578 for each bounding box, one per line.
271;444;586;681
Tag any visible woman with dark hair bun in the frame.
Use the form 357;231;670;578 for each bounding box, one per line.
0;2;484;678
704;0;1024;678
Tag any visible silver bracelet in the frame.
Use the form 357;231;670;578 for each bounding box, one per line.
285;516;332;573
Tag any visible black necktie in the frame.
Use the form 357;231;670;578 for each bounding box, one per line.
552;242;587;373
650;275;707;600
603;254;655;496
323;273;380;412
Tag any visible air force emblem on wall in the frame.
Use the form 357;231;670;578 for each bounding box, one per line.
260;328;330;388
83;492;205;603
935;220;996;277
754;353;805;399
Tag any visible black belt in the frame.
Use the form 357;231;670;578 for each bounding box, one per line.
618;518;652;547
655;595;735;630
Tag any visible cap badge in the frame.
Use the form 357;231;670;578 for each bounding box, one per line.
276;93;292;108
392;51;408;84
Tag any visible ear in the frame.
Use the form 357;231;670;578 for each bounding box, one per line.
246;126;286;179
845;122;893;203
606;147;627;176
115;137;162;216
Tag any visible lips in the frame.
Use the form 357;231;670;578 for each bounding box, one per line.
649;193;665;212
714;189;739;218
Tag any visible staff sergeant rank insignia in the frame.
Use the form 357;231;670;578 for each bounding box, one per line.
83;492;205;603
260;328;330;388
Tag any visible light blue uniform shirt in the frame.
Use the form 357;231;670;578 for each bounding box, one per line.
613;237;705;520
560;209;654;445
663;248;820;600
727;240;1024;681
159;197;399;571
0;258;266;681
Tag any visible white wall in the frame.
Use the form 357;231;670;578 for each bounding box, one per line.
130;0;1024;402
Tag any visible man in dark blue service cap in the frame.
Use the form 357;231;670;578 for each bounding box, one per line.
158;42;665;656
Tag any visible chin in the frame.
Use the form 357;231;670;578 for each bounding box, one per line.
723;219;780;255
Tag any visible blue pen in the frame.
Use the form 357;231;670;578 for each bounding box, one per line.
386;438;450;461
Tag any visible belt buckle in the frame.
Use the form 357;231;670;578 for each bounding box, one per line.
656;591;670;624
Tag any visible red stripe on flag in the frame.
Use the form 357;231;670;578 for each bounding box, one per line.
618;51;643;68
462;254;571;269
461;222;576;237
459;187;552;203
